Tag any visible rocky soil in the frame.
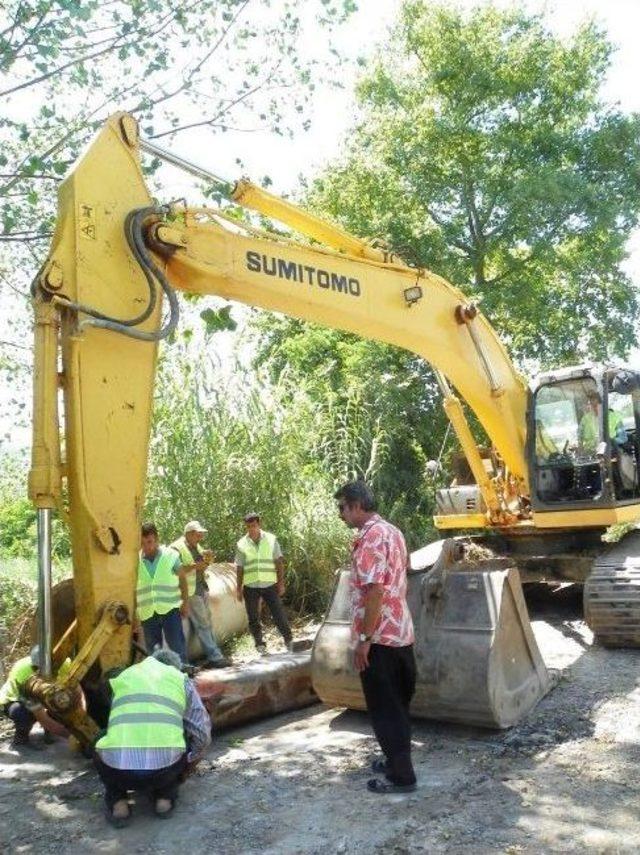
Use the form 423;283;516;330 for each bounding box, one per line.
1;584;639;854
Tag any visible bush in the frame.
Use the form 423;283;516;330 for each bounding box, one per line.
0;497;36;557
0;557;71;673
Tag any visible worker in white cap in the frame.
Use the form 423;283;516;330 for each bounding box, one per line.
170;521;230;669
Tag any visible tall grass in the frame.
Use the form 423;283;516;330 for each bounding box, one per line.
144;355;371;614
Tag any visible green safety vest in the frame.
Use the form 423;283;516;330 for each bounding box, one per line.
95;657;187;752
237;531;277;586
0;656;35;706
0;656;72;706
137;547;181;621
580;410;625;451
170;536;201;597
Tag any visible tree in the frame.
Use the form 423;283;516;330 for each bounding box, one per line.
253;315;447;545
308;1;640;365
0;0;355;252
0;0;356;439
255;2;640;532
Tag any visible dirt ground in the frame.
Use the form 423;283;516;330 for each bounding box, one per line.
1;584;639;854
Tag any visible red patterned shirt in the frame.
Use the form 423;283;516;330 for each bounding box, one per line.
349;514;414;647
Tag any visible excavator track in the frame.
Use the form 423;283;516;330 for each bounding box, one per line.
584;530;640;647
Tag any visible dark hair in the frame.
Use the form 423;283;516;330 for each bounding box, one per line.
141;522;158;538
334;481;377;512
243;512;260;523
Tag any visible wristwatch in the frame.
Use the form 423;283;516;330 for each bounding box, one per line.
358;633;372;643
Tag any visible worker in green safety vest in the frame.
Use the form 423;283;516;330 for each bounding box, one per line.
170;520;230;669
235;511;293;655
94;648;211;826
0;645;72;748
136;522;188;663
579;391;627;454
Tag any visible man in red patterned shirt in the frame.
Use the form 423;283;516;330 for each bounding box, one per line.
335;480;417;794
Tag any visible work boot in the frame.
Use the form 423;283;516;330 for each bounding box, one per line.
105;799;131;828
154;798;175;818
10;732;30;748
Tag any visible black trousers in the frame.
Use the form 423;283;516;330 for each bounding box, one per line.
3;702;35;738
359;643;416;786
243;584;292;647
94;754;188;809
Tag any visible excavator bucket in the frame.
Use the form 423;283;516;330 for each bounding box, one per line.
311;539;551;728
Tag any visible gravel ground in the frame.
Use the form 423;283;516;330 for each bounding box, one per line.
1;584;639;854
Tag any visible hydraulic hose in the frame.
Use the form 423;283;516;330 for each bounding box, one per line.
69;205;180;342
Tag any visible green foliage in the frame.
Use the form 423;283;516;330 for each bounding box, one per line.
253;315;443;547
0;497;35;557
199;306;238;335
311;3;640;366
0;0;356;365
602;521;640;544
0;0;354;238
254;2;640;529
0;453;70;559
0;557;71;671
145;352;354;613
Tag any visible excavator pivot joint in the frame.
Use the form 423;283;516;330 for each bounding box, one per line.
119;115;139;148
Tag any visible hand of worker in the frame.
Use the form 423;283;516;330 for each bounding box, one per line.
180;600;189;618
277;580;285;597
354;640;371;672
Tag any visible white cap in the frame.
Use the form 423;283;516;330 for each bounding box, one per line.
184;520;207;534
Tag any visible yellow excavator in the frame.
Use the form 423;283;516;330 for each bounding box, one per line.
25;113;640;744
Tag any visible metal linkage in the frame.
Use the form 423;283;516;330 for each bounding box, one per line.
139;138;233;197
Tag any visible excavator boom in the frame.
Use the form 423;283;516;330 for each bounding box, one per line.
27;113;550;739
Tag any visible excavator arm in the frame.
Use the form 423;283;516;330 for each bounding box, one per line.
27;113;533;739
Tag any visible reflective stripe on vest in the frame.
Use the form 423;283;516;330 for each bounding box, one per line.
95;657;187;752
170;536;199;597
137;547;181;621
237;531;277;586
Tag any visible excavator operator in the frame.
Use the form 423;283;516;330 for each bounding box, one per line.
578;390;627;454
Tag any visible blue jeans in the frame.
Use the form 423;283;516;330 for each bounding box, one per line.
142;608;187;663
4;702;35;739
188;593;224;662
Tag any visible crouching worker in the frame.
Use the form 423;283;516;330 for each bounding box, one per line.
94;649;211;827
0;645;70;748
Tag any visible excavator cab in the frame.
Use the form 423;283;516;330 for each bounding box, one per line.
529;366;640;510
